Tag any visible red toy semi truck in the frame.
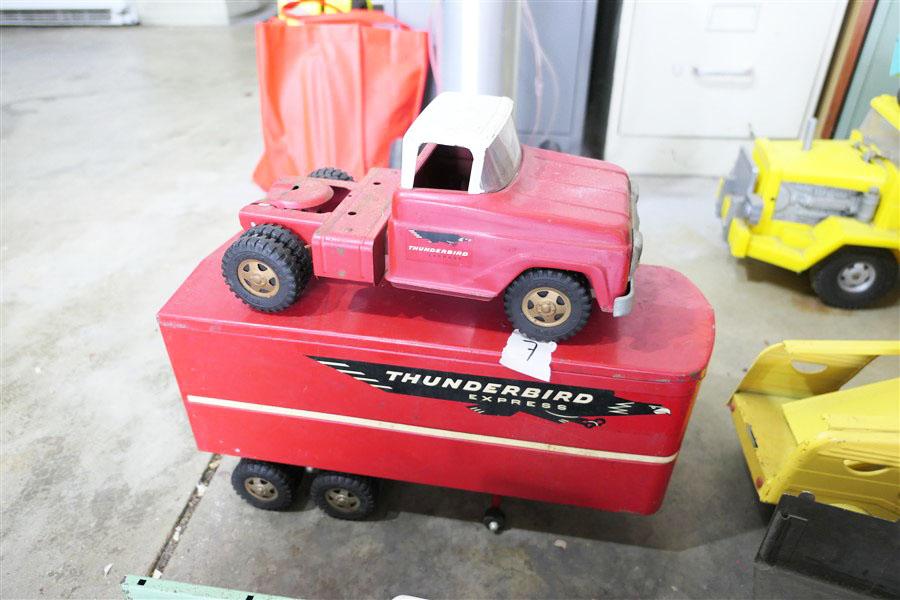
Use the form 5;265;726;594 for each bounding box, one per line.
222;93;641;342
160;250;714;530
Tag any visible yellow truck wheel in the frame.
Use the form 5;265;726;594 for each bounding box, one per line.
810;248;897;309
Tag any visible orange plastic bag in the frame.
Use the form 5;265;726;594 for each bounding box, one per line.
253;8;428;190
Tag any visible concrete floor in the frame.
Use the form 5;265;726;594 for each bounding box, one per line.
1;25;897;600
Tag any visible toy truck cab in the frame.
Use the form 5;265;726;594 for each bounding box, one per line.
225;93;640;342
386;93;641;340
717;95;900;308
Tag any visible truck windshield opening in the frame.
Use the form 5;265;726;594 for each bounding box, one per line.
859;108;899;165
413;144;473;192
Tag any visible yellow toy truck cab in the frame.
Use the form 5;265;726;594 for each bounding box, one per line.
728;340;900;522
717;95;900;308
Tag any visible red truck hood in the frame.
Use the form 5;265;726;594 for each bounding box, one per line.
505;146;632;244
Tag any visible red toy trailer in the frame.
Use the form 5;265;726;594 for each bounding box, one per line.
159;243;714;529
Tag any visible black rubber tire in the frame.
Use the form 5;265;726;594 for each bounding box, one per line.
310;472;376;521
503;269;593;342
222;234;309;312
231;459;298;511
809;247;897;309
240;223;305;256
308;167;354;182
239;224;311;286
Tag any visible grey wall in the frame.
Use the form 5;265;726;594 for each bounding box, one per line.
381;0;598;155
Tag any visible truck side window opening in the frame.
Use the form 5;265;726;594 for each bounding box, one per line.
413;144;473;192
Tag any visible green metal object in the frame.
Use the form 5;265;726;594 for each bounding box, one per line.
121;575;296;600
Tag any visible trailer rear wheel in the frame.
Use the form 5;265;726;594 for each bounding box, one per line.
310;472;376;520
504;269;592;342
231;459;298;511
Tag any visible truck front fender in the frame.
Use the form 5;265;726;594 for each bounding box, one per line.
742;216;900;273
478;259;619;313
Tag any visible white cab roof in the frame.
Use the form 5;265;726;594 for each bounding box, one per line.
404;92;515;151
400;92;515;191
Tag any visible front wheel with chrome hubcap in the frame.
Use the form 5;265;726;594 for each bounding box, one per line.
522;287;573;328
837;262;876;294
231;459;299;511
504;269;593;342
810;248;897;309
310;472;376;521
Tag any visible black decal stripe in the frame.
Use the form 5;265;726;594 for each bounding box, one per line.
310;356;670;427
409;230;470;245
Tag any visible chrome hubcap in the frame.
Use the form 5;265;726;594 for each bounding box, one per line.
325;488;360;513
238;259;280;297
244;477;278;501
837;261;876;293
522;287;572;327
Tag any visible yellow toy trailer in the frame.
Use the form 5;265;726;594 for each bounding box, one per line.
728;340;900;522
717;95;900;308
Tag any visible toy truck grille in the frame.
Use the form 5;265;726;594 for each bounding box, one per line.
718;147;764;232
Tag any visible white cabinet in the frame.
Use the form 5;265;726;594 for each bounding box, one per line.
604;0;846;175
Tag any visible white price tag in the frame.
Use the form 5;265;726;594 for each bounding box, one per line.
499;330;556;382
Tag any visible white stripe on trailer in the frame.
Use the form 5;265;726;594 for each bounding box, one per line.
187;395;678;465
337;370;366;375
353;377;381;383
316;360;349;367
370;385;393;390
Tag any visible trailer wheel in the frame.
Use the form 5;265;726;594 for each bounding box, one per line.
483;507;506;534
231;459;298;511
809;248;897;309
310;472;376;520
504;269;592;342
222;234;310;312
308;167;354;182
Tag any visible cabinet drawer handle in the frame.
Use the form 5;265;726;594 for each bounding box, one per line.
692;66;754;78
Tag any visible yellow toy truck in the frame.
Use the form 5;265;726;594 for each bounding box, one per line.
717;95;900;308
728;340;900;522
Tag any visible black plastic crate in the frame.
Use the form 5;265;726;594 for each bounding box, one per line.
754;493;900;599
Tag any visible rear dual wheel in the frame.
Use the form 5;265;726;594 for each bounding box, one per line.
231;459;299;511
231;461;504;531
308;166;354;182
222;224;311;312
222;168;353;311
231;460;377;521
310;472;377;521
